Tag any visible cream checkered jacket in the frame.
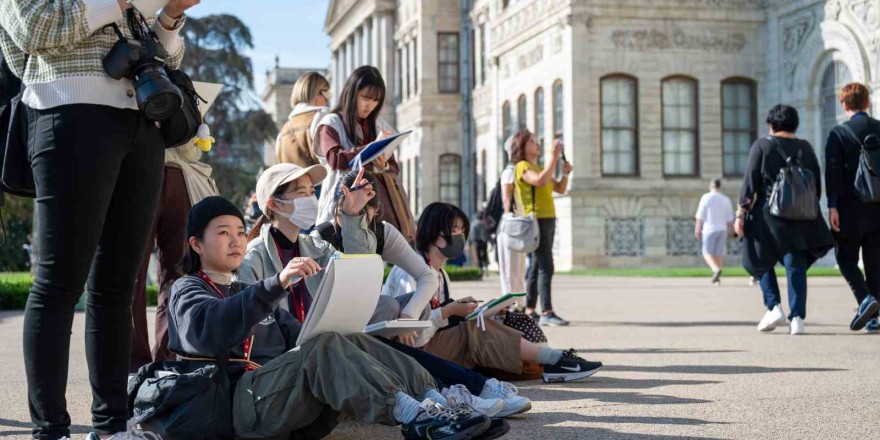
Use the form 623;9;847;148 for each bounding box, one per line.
0;0;184;110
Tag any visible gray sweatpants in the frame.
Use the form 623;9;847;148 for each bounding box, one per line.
232;332;436;439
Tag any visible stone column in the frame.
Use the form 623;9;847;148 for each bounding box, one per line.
371;16;380;68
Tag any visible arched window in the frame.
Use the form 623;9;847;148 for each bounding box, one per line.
721;78;757;176
439;154;462;207
662;76;699;176
821;60;852;144
517;94;527;130
534;87;545;165
501;101;512;165
601;74;638;176
552;80;563;137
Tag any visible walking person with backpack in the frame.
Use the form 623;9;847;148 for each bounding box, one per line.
825;82;880;333
489;137;527;298
735;105;834;335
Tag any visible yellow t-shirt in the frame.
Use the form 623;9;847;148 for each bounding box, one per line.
514;161;556;219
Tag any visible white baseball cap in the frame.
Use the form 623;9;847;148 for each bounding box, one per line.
256;163;327;213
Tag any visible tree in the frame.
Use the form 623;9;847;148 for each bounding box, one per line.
179;14;277;206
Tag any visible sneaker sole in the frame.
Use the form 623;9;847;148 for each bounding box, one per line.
473;419;510;440
539;320;570;327
542;365;602;383
850;301;880;331
496;401;532;418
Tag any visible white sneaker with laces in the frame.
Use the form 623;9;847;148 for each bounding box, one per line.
757;305;787;332
478;378;532;417
790;317;805;335
442;384;504;417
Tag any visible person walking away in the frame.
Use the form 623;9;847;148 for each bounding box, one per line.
735;105;834;335
695;178;735;285
130;140;219;372
825;82;880;333
511;129;572;326
0;0;198;438
470;211;489;279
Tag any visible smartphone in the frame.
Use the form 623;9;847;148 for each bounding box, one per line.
555;137;566;178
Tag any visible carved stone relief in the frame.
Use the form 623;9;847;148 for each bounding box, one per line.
780;11;816;91
611;28;747;53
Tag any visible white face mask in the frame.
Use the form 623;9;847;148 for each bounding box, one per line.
274;195;319;230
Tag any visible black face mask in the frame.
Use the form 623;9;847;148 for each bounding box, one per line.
439;234;466;260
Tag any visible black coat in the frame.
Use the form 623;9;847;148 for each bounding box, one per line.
825;113;880;239
738;136;834;278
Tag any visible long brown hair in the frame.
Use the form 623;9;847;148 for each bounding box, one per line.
330;66;386;145
510;128;533;164
246;183;291;243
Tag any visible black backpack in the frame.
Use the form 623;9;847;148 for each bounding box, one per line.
483;180;506;236
0;52;34;198
315;221;386;254
767;138;819;221
838;124;880;203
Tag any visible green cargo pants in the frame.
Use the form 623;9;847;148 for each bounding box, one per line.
232;332;436;439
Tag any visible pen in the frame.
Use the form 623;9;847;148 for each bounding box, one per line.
457;300;484;304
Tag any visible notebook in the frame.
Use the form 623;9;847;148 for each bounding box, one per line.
295;254;385;346
465;292;527;321
348;130;413;168
363;319;432;338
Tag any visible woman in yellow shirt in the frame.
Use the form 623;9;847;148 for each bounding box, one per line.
511;129;572;326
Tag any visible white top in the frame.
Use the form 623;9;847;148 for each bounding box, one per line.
500;165;515;185
383;265;450;348
695;192;735;234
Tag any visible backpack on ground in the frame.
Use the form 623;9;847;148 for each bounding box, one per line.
838;123;880;203
767;138;819;221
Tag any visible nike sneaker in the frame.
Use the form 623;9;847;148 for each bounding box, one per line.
542;349;603;383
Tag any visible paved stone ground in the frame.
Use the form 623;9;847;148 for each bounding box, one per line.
0;275;878;439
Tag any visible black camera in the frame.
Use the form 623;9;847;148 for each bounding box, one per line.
103;16;182;121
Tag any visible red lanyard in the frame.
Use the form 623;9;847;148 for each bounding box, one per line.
426;253;444;309
274;242;307;323
197;271;255;369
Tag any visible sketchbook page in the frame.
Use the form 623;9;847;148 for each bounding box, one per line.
296;254;384;346
363;319;432;338
347;130;413;168
466;292;527;321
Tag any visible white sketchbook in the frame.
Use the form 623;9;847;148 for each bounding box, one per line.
363;319;432;338
295;254;385;346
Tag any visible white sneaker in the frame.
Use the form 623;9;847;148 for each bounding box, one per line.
790;317;805;335
478;378;532;417
442;384;504;417
757;305;787;332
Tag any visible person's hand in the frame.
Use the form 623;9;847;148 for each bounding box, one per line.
340;168;376;216
441;300;478;319
562;161;573;175
398;331;419;347
279;257;321;288
373;153;389;170
117;0;132;10
164;0;200;18
829;208;840;232
376;129;394;141
695;230;702;241
734;217;745;237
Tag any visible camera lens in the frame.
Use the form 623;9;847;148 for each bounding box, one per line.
134;66;183;121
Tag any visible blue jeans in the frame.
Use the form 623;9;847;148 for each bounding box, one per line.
759;251;809;319
376;337;487;395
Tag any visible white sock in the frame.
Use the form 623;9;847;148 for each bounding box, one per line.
536;346;564;365
393;392;423;424
425;389;448;406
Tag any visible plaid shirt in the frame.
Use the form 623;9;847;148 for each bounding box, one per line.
0;0;184;109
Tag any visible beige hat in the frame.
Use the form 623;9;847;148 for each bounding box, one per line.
504;134;515;156
256;163;327;213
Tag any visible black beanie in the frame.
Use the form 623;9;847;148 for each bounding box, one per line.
186;196;245;239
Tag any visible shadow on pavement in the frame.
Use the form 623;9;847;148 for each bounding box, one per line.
554;376;721;390
601;365;846;375
526;411;728;427
583;348;745;354
528;425;727;440
0;418;91;436
523;388;713;405
570;320;834;328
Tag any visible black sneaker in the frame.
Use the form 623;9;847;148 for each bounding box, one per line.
527;311;540;322
711;270;722;285
542;349;603;384
474;418;510;439
401;400;491;440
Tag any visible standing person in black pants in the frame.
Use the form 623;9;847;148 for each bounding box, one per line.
0;0;198;438
825;82;880;333
510;129;573;327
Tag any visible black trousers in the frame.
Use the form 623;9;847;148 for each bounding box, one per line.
24;104;164;439
527;218;556;311
835;226;880;318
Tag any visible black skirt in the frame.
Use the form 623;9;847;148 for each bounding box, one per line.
742;196;834;278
